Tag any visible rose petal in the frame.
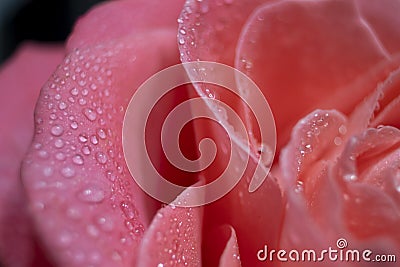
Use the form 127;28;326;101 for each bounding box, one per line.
67;0;186;51
278;110;351;254
22;29;184;267
218;226;241;267
356;0;400;54
178;0;266;65
337;126;400;242
370;66;400;128
0;42;64;267
235;0;400;150
137;184;203;266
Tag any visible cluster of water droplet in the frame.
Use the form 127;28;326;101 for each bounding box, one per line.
154;205;198;267
292;111;349;193
177;0;235;63
27;45;146;264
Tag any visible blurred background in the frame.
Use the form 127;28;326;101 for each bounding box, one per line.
0;0;105;64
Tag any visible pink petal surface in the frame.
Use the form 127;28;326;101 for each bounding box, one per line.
337;127;400;242
0;42;64;267
278;110;350;259
137;185;203;266
235;0;400;150
21;1;187;266
218;226;241;267
178;0;267;65
67;0;185;51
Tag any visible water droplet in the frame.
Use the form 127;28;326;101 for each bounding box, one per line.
178;38;185;45
57;231;73;247
72;154;84;165
120;201;137;219
78;134;88;143
78;80;86;87
51;125;64;136
96;152;107;164
43;166;54;177
240;58;253;70
54;94;61;100
106;170;116;182
295;180;304;193
33;142;42;149
339;125;347;135
90;135;99;145
334;137;342;146
134;223;144;235
54;138;65;148
49;113;57;120
70;121;78;130
86;224;99;237
82;145;91;155
61;166;76;178
55;152;66;161
37;150;49;159
78;98;86;106
59;102;67;110
92;104;101;113
78;186;105;203
82;89;89;96
83;108;97;121
97;128;106;139
71;88;79;96
90;84;97;90
97;216;114;232
343;173;358;181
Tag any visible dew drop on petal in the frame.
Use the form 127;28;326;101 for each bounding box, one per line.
78;187;105;203
343;173;358;181
97;128;106;139
95;152;107;164
334;137;342;146
83;108;97;121
59;102;67;110
70;121;78;130
61;166;76;178
295;180;304;193
106;170;116;182
51;125;64;136
72;154;84;165
78;134;88;143
90;135;99;145
120;201;137;220
70;87;79;96
43;166;54;177
37;150;49;159
339;125;347;135
54;138;65;148
82;145;91;155
79;98;87;105
55;152;66;161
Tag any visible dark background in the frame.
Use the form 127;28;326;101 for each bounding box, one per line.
0;0;105;64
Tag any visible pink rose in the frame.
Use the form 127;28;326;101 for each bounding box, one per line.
0;0;399;267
